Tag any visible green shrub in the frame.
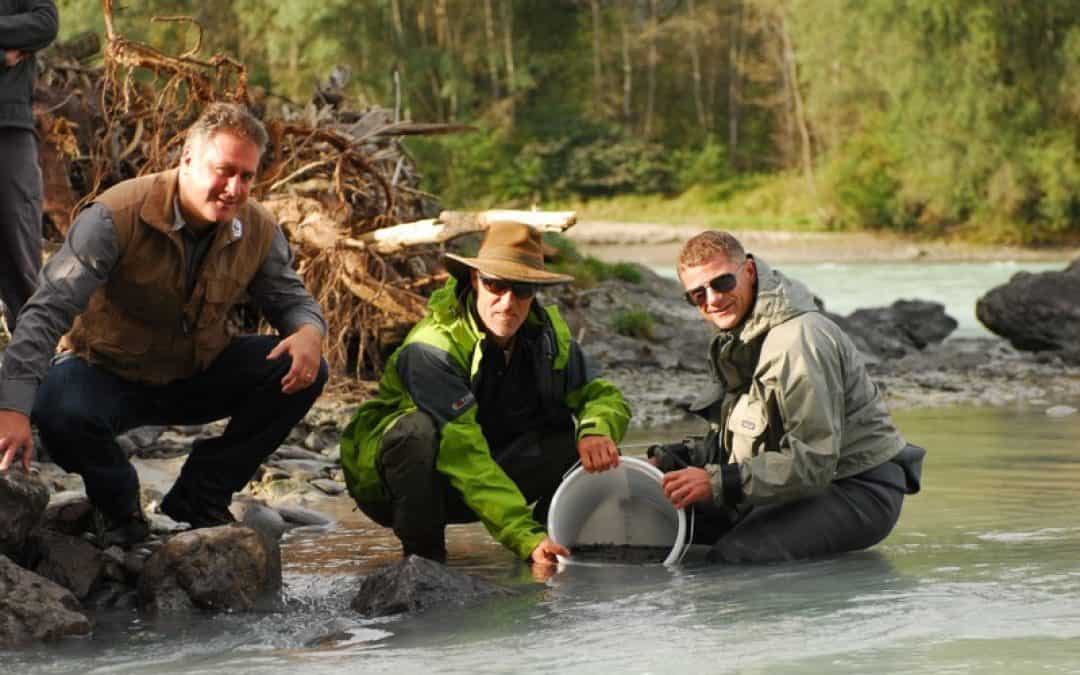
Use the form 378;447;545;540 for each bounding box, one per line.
543;233;642;288
612;308;656;341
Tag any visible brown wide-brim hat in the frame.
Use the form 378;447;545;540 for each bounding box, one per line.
445;221;574;284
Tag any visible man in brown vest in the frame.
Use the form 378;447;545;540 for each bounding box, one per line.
0;103;328;545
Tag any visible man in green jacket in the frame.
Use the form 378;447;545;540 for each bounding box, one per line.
651;230;924;562
341;222;630;566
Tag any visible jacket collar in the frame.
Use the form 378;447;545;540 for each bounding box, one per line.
138;169;181;234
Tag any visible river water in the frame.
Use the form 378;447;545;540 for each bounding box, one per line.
8;259;1080;673
10;404;1080;674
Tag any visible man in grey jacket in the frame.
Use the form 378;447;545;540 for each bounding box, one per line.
0;0;57;333
651;230;925;562
0;103;328;546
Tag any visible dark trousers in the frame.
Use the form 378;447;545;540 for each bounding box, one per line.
693;460;907;563
356;410;578;561
31;335;328;522
0;128;43;332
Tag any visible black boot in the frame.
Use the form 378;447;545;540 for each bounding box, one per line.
160;485;236;529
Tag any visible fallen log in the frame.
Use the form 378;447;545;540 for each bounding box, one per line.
341;210;577;254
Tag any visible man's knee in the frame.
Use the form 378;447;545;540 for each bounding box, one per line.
379;411;439;478
33;375;105;441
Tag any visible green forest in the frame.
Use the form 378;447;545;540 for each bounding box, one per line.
55;0;1080;244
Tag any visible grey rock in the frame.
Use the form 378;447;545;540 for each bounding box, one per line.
272;445;326;462
837;300;958;359
257;465;292;482
322;444;342;463
351;555;516;617
976;259;1080;352
25;530;108;600
41;491;95;537
257;478;313;500
0;554;91;647
310;479;345;496
232;498;291;541
138;524;282;613
0;469;49;561
269;459;334;478
274;504;332;527
303;429;338;452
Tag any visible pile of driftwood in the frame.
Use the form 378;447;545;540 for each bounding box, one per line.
31;2;574;383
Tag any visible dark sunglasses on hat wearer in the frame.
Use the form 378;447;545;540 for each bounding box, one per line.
478;274;540;299
684;260;746;307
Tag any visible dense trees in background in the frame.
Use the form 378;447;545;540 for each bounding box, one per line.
56;0;1080;242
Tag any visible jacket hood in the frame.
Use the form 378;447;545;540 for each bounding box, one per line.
731;256;819;343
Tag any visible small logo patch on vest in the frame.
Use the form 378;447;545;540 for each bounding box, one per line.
451;393;474;411
231;218;243;239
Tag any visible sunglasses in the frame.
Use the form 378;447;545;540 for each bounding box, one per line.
479;274;539;299
683;267;743;307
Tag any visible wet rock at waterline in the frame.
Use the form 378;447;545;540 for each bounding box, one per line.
351;555;517;617
0;469;49;561
829;299;958;360
0;554;91;647
976;259;1080;361
137;524;282;613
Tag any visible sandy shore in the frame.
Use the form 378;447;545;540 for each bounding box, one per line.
566;221;1080;266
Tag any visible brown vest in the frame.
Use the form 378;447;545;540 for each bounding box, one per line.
62;169;278;384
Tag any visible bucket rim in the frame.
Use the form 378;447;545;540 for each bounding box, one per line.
548;456;689;566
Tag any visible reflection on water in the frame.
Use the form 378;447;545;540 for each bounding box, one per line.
6;405;1080;674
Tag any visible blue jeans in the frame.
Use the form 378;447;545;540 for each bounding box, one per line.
32;335;328;521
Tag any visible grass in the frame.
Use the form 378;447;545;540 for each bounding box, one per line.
544;233;643;288
611;308;656;341
549;172;834;231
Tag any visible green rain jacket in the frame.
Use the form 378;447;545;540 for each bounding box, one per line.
684;257;909;507
340;276;630;560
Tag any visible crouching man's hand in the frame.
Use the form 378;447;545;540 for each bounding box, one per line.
530;536;569;567
661;467;713;510
0;410;34;471
577;435;619;473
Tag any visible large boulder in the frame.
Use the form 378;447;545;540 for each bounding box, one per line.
351;555;516;618
837;299;958;359
976;259;1080;356
0;469;50;561
137;524;282;612
0;554;91;647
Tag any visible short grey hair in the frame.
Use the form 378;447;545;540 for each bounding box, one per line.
677;230;746;272
183;102;268;157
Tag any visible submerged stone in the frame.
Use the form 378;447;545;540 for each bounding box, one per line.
350;555;516;617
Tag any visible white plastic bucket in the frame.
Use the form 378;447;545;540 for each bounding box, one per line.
547;456;689;566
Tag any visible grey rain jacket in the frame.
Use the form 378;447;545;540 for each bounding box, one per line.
668;257;919;507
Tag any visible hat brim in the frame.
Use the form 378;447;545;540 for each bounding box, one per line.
444;253;574;285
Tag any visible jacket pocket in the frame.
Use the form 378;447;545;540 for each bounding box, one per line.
725;394;768;463
196;277;245;329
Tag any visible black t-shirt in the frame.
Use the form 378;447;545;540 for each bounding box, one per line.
474;324;545;453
